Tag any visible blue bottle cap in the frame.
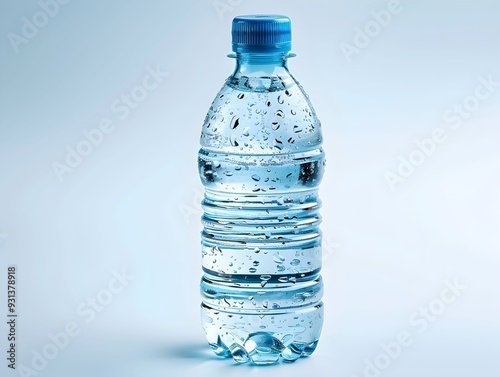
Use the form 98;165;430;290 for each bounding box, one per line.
231;15;292;53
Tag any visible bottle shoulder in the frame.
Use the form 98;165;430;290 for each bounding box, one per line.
200;78;322;155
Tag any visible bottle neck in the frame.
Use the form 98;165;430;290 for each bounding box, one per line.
236;51;288;65
229;52;294;91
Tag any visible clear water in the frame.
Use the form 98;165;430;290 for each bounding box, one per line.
199;68;325;364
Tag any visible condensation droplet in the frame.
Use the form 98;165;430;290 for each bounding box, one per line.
290;259;300;266
251;174;261;182
273;253;285;264
237;93;245;99
230;135;239;146
242;127;250;136
230;116;240;129
275;109;285;118
274;139;283;150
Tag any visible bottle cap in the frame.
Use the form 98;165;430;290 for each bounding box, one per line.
232;15;292;53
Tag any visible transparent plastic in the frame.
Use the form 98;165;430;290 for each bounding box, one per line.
198;51;325;365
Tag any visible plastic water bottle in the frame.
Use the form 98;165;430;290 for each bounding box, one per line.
199;15;325;364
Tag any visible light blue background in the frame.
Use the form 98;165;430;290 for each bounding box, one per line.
0;1;499;376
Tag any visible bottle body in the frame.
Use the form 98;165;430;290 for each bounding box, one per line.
199;53;325;364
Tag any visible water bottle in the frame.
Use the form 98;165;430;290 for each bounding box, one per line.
199;15;325;365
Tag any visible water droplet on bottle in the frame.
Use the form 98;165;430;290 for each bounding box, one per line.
271;122;280;130
285;89;292;97
249;267;257;273
290;259;300;266
242;127;250;136
254;247;260;254
277;265;286;272
237;93;245;99
273;253;285;264
253;261;260;267
275;109;285;118
230;135;239;146
277;95;284;104
274;139;283;150
230;116;240;129
251;174;261;182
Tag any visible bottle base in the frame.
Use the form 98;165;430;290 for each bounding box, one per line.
209;335;320;365
202;302;323;365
